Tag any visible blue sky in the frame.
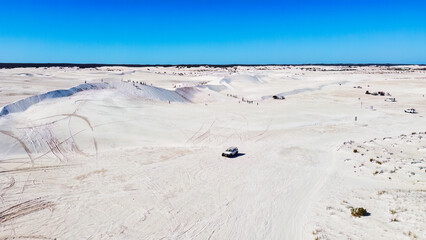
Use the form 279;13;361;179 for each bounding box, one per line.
0;0;425;64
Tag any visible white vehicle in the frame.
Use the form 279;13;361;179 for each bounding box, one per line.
222;147;238;157
385;97;396;102
404;108;417;114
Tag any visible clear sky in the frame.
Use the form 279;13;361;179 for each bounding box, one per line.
0;0;425;64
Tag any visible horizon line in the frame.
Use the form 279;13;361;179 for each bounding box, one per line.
1;62;425;69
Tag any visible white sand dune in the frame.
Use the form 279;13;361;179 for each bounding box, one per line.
112;81;189;102
220;74;264;86
0;83;109;116
0;65;425;239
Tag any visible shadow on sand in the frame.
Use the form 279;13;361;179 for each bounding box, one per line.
226;153;245;158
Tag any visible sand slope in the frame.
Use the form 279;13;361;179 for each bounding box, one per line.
0;65;425;239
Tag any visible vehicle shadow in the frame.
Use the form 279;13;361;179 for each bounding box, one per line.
229;153;245;158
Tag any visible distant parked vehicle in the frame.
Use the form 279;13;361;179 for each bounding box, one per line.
385;97;396;102
366;90;389;96
273;95;285;100
404;108;417;114
222;147;239;157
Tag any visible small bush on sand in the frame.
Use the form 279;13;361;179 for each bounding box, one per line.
353;149;358;153
408;231;417;239
351;207;369;217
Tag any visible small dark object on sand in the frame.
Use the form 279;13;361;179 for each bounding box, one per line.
273;95;285;100
351;207;369;217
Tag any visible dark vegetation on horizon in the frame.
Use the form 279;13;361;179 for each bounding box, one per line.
0;63;424;69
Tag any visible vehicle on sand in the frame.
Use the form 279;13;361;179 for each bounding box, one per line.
222;147;239;157
385;97;396;102
404;108;417;114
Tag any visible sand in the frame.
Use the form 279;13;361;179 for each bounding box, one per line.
0;65;425;239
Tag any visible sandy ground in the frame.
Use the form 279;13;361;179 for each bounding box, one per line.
0;65;425;239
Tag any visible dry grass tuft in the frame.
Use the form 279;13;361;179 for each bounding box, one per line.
350;207;369;217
